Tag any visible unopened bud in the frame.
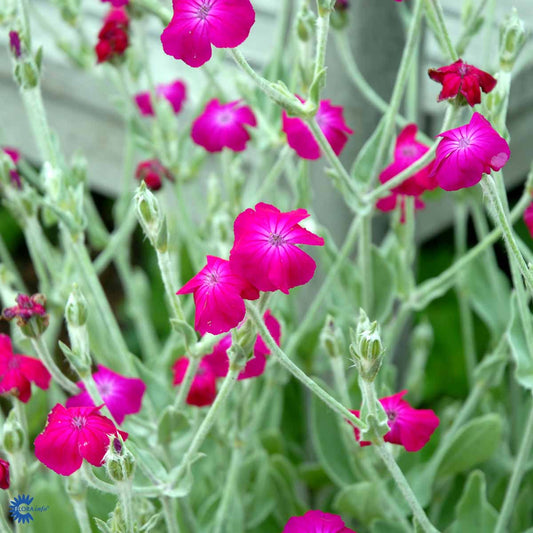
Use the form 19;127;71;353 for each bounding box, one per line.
65;284;88;327
349;309;384;382
296;5;315;42
499;9;526;71
331;0;349;30
134;182;165;248
3;409;24;453
3;293;49;338
105;435;135;482
319;315;343;358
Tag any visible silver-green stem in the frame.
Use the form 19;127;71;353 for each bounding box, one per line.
168;366;240;489
286;214;360;356
118;482;134;533
173;355;201;411
246;302;365;430
481;176;533;294
161;496;180;533
368;0;425;186
156;247;185;323
71;498;92;533
374;442;439;533
359;215;373;312
30;335;79;394
425;0;458;61
494;395;533;533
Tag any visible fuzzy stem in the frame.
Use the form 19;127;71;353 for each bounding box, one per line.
161;497;180;533
168;366;240;489
71;498;92;533
374;443;439;533
494;396;533;533
359;214;373;312
246;302;365;430
30;335;79;394
119;482;135;533
173;355;201;411
425;0;459;61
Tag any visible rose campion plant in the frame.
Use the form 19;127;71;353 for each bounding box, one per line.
1;1;530;532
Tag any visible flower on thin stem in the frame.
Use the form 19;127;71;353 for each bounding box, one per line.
0;334;51;403
282;99;353;160
177;255;259;335
34;404;128;476
135;159;174;191
432;112;510;191
172;358;217;407
428;59;497;107
66;365;146;424
134;79;187;116
191;99;257;153
283;510;356;532
161;0;255;67
350;390;439;452
203;309;281;380
229;203;325;294
95;7;130;64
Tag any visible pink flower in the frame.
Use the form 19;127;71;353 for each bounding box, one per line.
0;334;51;403
177;255;259;335
161;0;255;68
283;510;356;533
66;365;146;425
9;31;21;58
350;390;439;452
203;309;281;380
95;7;129;64
2;293;47;326
428;59;497;107
379;124;436;196
229;203;325;294
0;458;9;490
172;358;217;406
34;404;128;476
2;147;22;188
135;159;174;191
191;99;257;153
282;99;353;160
376;194;425;223
524;202;533;238
102;0;129;6
432;112;510;191
134;80;187;116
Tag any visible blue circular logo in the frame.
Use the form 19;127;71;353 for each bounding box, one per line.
9;494;34;524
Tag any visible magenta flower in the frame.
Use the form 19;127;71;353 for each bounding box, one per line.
432;112;510;191
177;255;259;335
283;510;356;533
34;404;128;476
428;59;497;107
134;80;187;116
379;124;436;196
191;99;257;153
282;99;353;160
229;203;325;294
0;458;9;490
102;0;129;6
2;147;22;187
172;358;217;406
95;7;129;64
350;390;439;452
9;31;22;58
161;0;255;68
524;202;533;238
65;365;146;425
135;159;174;191
3;293;47;326
0;334;51;403
203;309;281;380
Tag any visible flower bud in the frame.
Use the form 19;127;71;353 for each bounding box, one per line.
331;0;349;30
3;293;49;338
9;31;22;58
2;409;24;453
105;435;135;482
296;4;315;42
134;182;165;250
349;309;384;382
65;284;88;327
319;315;343;358
499;9;526;71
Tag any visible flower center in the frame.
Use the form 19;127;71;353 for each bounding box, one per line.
268;233;286;247
98;381;112;397
7;358;19;370
386;410;397;423
216;110;234;125
207;271;220;286
197;1;212;20
71;415;87;430
400;146;417;158
457;136;472;149
458;63;470;77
